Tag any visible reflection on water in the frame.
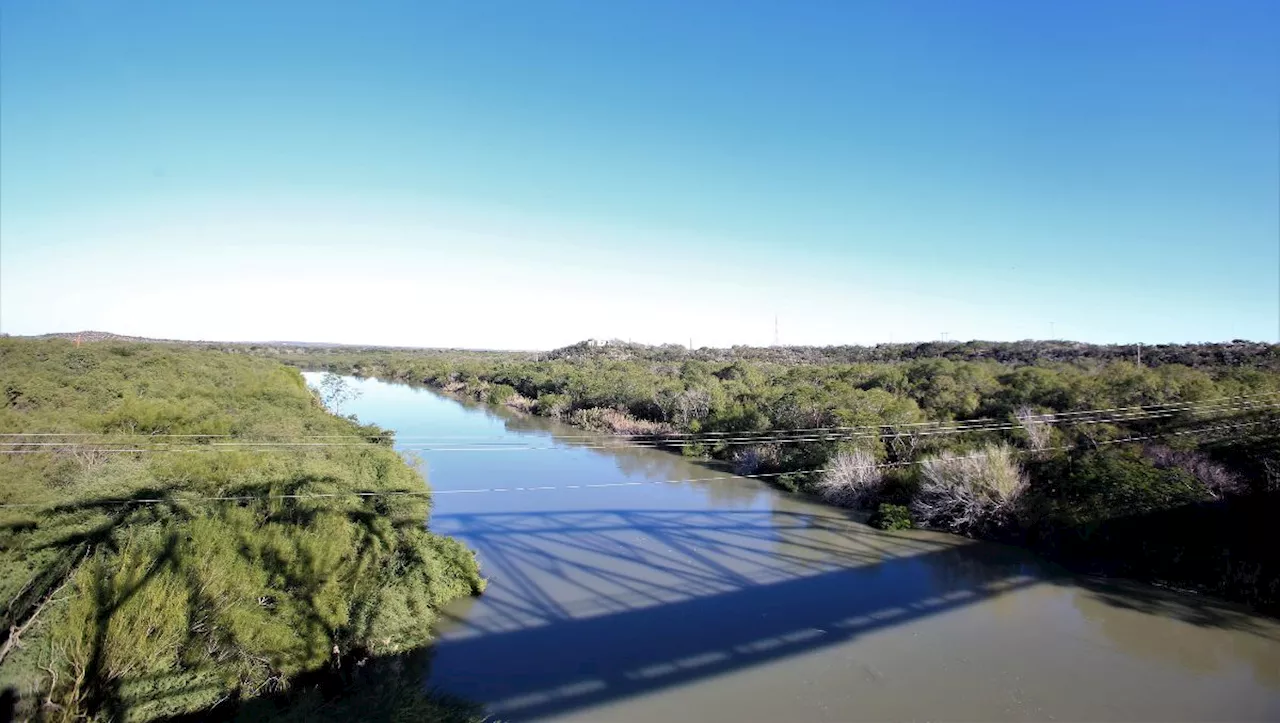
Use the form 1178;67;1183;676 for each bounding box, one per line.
458;393;749;489
1073;581;1280;687
325;374;1280;723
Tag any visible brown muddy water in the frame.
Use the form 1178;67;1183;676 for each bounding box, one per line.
320;373;1280;722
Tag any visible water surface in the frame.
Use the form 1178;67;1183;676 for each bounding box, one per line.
318;374;1280;722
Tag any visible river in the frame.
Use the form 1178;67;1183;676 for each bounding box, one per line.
315;373;1280;722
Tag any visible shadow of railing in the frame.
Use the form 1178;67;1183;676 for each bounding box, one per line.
425;508;1048;719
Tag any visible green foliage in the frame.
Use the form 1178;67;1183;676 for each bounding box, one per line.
876;468;921;506
772;471;819;494
771;473;803;493
1022;447;1211;534
485;383;517;405
241;340;1280;610
266;343;1278;480
0;340;483;721
229;650;486;723
533;392;569;416
871;504;914;531
1019;447;1280;612
101;395;235;435
317;372;362;415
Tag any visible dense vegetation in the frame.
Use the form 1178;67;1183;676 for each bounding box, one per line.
267;339;1280;611
0;340;485;722
218;336;1280;370
538;338;1280;369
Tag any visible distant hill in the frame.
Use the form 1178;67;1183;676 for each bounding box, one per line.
25;331;353;346
19;332;497;353
31;330;184;344
19;332;1279;370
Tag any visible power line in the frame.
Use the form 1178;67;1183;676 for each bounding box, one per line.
4;391;1276;443
0;418;1266;510
1;407;1274;458
1;398;1275;455
10;394;1280;445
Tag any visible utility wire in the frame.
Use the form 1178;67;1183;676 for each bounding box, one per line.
4;394;1275;445
0;418;1268;510
1;398;1275;455
3;391;1276;442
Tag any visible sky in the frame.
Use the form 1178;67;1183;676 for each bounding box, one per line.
1;1;1277;349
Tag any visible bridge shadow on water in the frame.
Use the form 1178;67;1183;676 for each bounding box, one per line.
423;508;1050;720
22;499;1272;721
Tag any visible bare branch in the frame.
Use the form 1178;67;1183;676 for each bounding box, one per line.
1016;405;1051;453
813;449;884;509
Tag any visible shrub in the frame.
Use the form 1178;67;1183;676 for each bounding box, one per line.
877;467;921;506
681;441;710;458
772;472;805;493
569;407;670;435
1020;447;1276;610
731;444;780;475
1015;405;1052;453
761;470;819;494
1022;446;1209;532
1144;444;1246;499
486;383;517;405
871;503;914;530
533;393;570;417
912;444;1027;535
505;393;536;412
813;449;883;509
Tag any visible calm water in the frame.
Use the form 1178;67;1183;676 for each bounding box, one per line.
314;373;1280;722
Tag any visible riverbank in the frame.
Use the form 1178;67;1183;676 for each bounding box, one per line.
410;372;1280;615
0;340;485;721
309;373;1280;722
275;344;1280;614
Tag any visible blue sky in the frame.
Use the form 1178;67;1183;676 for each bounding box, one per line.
1;1;1277;348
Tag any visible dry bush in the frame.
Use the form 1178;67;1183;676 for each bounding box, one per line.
814;449;883;509
672;388;711;427
69;446;112;470
731;444;780;475
912;444;1027;534
1144;444;1246;499
504;393;536;412
569;407;671;435
1016;405;1051;453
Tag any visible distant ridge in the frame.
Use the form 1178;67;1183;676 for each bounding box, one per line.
19;331;500;352
32;330;181;344
15;332;1277;370
27;331;351;347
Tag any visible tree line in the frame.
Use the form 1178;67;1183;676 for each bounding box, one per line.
268;340;1280;612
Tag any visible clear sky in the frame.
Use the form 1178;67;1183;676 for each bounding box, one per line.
1;1;1277;349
